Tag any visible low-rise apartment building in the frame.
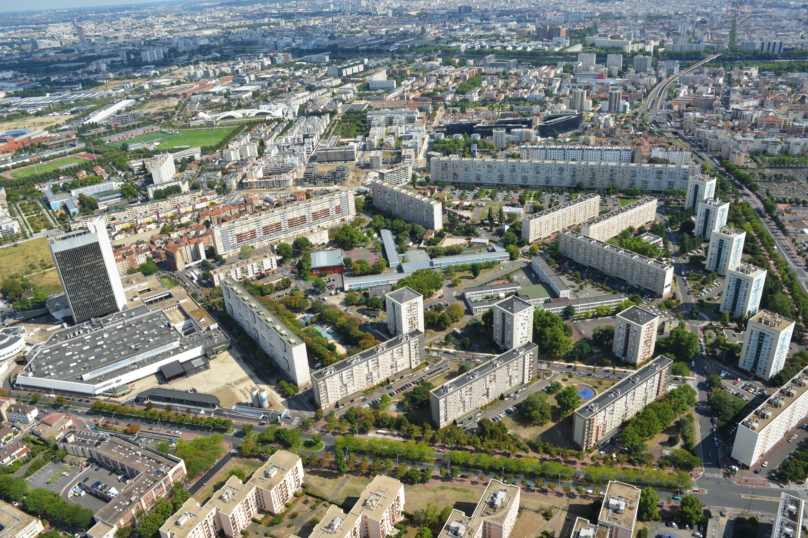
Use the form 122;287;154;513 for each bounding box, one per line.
572;356;672;449
579;198;657;242
430;343;538;428
530;255;570;298
0;499;43;538
521;194;600;242
437;480;520;538
211;249;278;286
370;180;443;231
559;231;674;297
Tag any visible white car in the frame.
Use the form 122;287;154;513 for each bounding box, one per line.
762;461;768;467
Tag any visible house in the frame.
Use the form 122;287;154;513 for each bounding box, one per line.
6;404;38;424
32;413;74;441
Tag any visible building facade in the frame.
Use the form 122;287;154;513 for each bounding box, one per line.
519;145;633;163
148;153;176;185
430;156;697;192
493;297;534;351
597;482;641;538
521;193;600;243
437;480;520;538
430;343;537;428
210;250;278;286
0;499;43;538
731;365;808;467
579;198;657;242
370;180;443;231
685;175;716;213
572;356;672;448
705;227;745;275
222;278;310;386
720;264;767;319
386;287;424;337
695;198;729;240
312;331;424;409
48;216;127;324
771;493;804;538
612;306;659;365
530;256;570;298
559;231;674;297
739;310;795;381
378;164;413;186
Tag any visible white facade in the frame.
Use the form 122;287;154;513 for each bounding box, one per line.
521;193;600;242
430;343;537;428
247;451;305;516
650;147;691;165
695;198;729;240
0;499;43;538
385;287;424;337
739;309;795;381
370;180;443;231
685;175;716;213
210;251;278;286
437;480;520;538
580;198;657;242
148;153;177;185
378;164;412;186
559;230;674;297
493;297;533;351
430;156;696;192
222;277;310;386
312;331;424;408
772;493;804;538
705;227;745;275
721;263;767;319
613;306;659;365
7;404;38;424
731;365;808;466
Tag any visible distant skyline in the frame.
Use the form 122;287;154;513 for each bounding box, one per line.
0;0;183;14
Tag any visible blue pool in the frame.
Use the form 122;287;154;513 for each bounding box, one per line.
312;325;337;340
578;387;595;400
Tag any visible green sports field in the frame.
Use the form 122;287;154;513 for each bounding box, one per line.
108;132;168;147
10;156;89;179
156;128;234;149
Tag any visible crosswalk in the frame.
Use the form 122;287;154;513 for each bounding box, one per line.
702;473;725;479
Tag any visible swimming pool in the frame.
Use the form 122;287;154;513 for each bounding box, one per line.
578;386;595;400
312;325;337;340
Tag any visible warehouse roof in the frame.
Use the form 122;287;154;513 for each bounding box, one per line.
311;249;344;269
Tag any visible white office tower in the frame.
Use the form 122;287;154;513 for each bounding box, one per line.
572;89;588;112
739;310;795;381
493;296;534;350
386;287;424;336
705;226;745;275
695;198;729;240
148;153;176;185
608;90;622;113
721;263;767;319
613;306;659;365
48;216;127;324
685;175;716;214
606;54;623;71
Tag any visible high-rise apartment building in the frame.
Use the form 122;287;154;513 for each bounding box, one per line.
608;89;622;113
720;263;767;319
222;278;310;386
572;356;672;448
386;287;424;336
613;307;659;365
695;198;729;240
606;54;623;71
579;198;657;241
705;226;745;275
378;164;412;186
370;180;443;231
559;231;674;297
493;297;534;350
572;89;588;112
664;60;680;76
518;145;632;163
772;493;804;538
597;482;642;538
437;480;520;538
685;175;716;213
312;331;424;408
521;193;600;242
632;56;652;72
731;364;808;467
48;216;127;324
148;153;176;185
739;310;795;381
430;343;537;428
577;53;597;69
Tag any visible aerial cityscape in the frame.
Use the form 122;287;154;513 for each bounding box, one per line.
0;1;806;538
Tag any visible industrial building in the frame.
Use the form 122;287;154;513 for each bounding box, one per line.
222;277;310;386
430;155;695;192
720;263;767;319
612;307;659;365
685;176;716;213
572;356;672;448
436;480;520;538
530;256;570;298
559;230;674;297
579;198;657;242
695;198;729;240
731;365;808;467
739;310;795;381
309;249;345;276
519;145;633;163
493;297;533;351
705;227;745;275
370;180;443;231
386;287;424;337
521;194;600;242
430;343;537;428
312;331;424;409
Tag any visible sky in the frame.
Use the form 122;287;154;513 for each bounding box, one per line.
1;0;180;13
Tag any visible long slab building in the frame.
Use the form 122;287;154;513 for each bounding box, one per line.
211;191;355;256
559;230;673;297
572;356;672;449
521;193;601;242
312;331;424;409
221;277;310;386
580;198;657;242
370;180;443;231
430;155;697;191
430;342;537;428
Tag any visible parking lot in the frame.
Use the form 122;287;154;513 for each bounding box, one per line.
26;460;84;493
647;518;705;538
757;426;808;478
61;464;131;511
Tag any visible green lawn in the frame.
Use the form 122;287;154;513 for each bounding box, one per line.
108;132;169;147
10;157;88;179
619;198;642;206
157;128;234;149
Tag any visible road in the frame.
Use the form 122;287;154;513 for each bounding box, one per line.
640;54;722;113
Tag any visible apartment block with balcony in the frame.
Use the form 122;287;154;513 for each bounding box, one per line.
386;287;424;337
685;175;716;213
521;194;600;242
210;248;278;286
705;227;745;276
248;451;305;515
437;480;521;538
370;180;443;231
579;198;657;242
739;310;795;381
720;264;766;319
695;198;729;240
519;145;633;163
493;296;533;351
613;306;659;365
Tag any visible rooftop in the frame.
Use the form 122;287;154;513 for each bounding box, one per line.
351;475;404;520
572;517;609;538
222;277;303;346
617;306;659;326
531;255;569;293
312;331;422;381
700;198;729;208
518;283;552;301
561;231;673;271
598;481;641;530
248;450;301;493
739;364;808;433
772;493;804;538
160;497;216;538
750;309;795;332
386;286;422;304
730;263;766;277
307;504;359;538
493;296;533;314
380;229;401;267
432;343;537;397
311;249;344;269
713;226;746;238
464;282;521;296
207;476;255;516
522;193;599;223
0;498;40;535
582;198;656;226
471;480;520;525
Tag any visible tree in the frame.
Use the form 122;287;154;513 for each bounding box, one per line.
312;278;327;292
293;237;312;253
546;381;563;394
54;395;66;407
125;424;140;434
276;243;293;259
676;494;702;525
334;225;367;249
638;488;661;521
533;310;573;356
720;310;730;326
405;381;434;408
529;244;539;255
564;304;576;319
334;447;348;476
520;392;552;425
121;184;138;199
556;385;582;418
377;394;391;409
446;303;465;323
458;360;474;374
367;296;384;310
242;423;254;435
506;244;521;260
658;325;699;362
396;270;444;297
298;253;312;277
239;245;254;259
471;263;481;277
591;325;615;348
416;528;433;538
707;374;722;389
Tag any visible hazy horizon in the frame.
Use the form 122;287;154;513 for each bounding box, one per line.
0;0;185;14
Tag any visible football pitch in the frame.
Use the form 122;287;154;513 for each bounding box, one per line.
156;128;234;149
10;156;89;179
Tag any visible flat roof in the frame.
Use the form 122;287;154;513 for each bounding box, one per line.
773;493;804;538
351;475;403;521
380;229;401;266
311;249;344;269
160;497;215;538
222;277;303;346
561;230;673;271
248;450;301;492
598;481;641;530
432;342;537;397
307;504;359;538
206;476;255;516
464;282;521;296
531;255;569;293
386;286;422;304
575;356;672;419
572;517;609;538
0;499;40;536
617;306;659;326
548;293;626;307
343;272;414;287
312;331;422;381
749;309;795;333
522;193;599;224
471;480;520;525
136;388;220;406
493;296;532;314
713;226;745;238
730;263;766;277
739;365;808;433
518;283;552;300
582;198;655;226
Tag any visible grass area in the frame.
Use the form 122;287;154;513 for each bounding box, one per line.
26;212;52;234
157;128;234;149
192;457;265;504
10;156;88;179
292;439;324;451
0;237;55;281
303;470;343;498
159;276;182;288
619;198;642;207
108;131;168;147
473;203;504;223
403;483;482;513
332;112;367;139
331;476;373;503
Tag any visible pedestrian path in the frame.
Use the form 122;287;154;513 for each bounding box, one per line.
702;472;725;479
